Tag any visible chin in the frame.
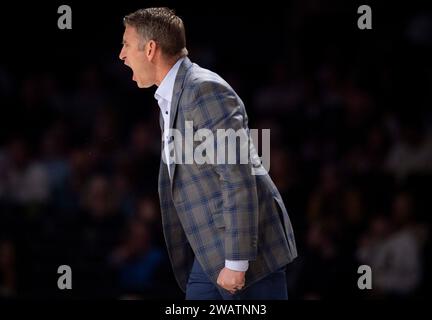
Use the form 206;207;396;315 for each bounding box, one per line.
137;83;152;89
134;79;148;88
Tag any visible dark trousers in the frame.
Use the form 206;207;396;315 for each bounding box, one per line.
185;257;288;300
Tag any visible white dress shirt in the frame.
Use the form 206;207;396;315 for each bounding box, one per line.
154;57;248;272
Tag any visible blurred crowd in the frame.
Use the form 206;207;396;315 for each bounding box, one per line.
0;3;431;299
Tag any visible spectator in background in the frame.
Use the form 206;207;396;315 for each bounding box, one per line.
296;220;351;299
72;66;109;132
89;108;121;175
386;120;432;181
357;192;424;297
0;138;49;206
53;147;95;215
253;61;302;114
112;169;136;217
340;188;368;253
307;164;343;225
134;195;164;246
39;122;70;203
109;216;167;298
127;121;160;193
73;175;125;297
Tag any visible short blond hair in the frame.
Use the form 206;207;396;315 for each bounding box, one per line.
123;7;188;58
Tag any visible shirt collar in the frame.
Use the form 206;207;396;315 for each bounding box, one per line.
154;57;185;103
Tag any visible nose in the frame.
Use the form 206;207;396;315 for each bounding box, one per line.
119;46;126;61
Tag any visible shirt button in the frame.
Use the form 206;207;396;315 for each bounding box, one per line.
165;111;168;115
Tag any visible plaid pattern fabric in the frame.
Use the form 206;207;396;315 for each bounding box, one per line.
158;57;297;293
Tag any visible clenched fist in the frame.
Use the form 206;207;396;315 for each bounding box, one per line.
216;267;246;294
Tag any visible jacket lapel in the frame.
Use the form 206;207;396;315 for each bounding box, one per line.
167;57;193;187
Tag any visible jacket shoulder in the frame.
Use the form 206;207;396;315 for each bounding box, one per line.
185;63;233;94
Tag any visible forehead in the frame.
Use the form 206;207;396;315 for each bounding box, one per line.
123;25;140;41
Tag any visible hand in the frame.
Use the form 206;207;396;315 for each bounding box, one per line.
216;267;246;294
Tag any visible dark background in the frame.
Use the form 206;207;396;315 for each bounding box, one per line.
0;0;431;299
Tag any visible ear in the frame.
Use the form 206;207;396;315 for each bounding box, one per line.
146;40;157;62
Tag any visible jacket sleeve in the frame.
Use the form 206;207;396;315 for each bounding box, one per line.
191;80;259;261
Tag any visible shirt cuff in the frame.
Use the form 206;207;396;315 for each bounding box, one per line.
225;260;249;272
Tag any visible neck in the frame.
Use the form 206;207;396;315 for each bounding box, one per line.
155;56;180;87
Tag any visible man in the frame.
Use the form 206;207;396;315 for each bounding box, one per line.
119;7;297;300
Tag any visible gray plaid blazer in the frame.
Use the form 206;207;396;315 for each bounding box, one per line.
158;57;297;293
